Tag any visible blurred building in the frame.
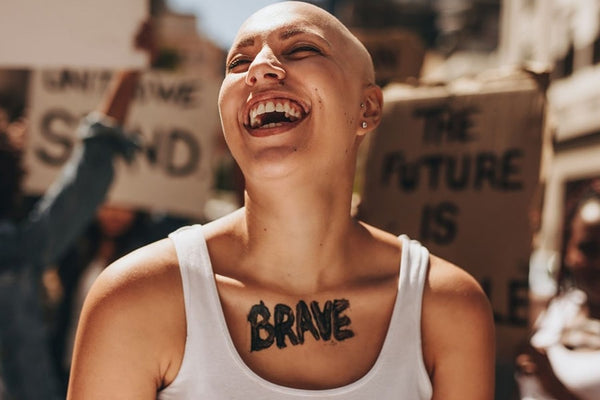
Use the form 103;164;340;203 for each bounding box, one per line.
311;0;502;84
501;0;600;144
153;11;226;79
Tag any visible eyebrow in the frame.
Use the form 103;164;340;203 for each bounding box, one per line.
230;25;331;54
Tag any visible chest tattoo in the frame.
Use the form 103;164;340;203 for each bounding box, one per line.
247;299;354;351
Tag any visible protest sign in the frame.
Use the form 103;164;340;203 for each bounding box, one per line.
22;68;220;219
0;0;147;68
359;69;547;360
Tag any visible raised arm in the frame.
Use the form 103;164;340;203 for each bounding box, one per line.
0;18;158;271
422;256;495;399
15;69;141;270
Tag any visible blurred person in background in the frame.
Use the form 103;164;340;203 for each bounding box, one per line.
68;2;494;399
516;182;600;400
49;204;189;386
0;22;154;399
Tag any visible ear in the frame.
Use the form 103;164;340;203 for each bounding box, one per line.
358;84;383;136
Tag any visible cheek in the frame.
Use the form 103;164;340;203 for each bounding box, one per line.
218;82;241;131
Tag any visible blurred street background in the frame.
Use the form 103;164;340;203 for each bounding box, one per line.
1;1;600;399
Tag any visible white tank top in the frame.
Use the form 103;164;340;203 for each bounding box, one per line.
158;225;432;399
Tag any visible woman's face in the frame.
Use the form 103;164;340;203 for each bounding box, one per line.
565;199;600;300
218;3;370;182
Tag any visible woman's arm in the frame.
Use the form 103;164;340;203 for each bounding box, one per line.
67;239;185;400
422;255;496;400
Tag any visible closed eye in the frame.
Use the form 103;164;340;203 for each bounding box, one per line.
286;45;322;57
227;57;251;72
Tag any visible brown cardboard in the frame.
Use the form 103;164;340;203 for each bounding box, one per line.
352;29;425;86
359;68;547;361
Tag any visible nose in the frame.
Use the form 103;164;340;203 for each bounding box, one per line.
245;46;285;86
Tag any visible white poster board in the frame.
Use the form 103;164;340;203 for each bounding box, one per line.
0;0;147;68
23;68;221;219
360;69;547;361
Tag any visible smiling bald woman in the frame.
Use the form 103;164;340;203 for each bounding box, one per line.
67;2;495;399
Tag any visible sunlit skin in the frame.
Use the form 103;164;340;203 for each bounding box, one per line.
67;3;494;399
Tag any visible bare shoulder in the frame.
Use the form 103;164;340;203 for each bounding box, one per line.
422;254;495;399
68;238;185;399
85;238;181;312
425;254;491;311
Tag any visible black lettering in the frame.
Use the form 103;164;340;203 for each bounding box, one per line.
481;277;504;323
157;81;176;103
164;129;200;176
42;69;111;93
433;202;458;245
143;129;162;166
247;301;274;352
414;106;446;144
500;148;524;191
136;80;200;107
273;304;298;348
414;106;478;144
446;108;477;143
36;109;76;166
42;70;62;91
474;152;497;190
509;279;529;326
400;160;419;192
332;299;354;341
446;155;471;190
177;82;198;107
481;277;529;326
296;300;320;344
310;300;333;341
420;202;459;245
421;154;444;189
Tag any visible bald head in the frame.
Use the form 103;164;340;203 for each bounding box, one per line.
234;1;376;84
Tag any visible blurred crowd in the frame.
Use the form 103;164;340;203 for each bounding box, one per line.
1;1;600;400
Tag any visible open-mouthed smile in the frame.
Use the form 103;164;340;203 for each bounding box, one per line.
245;98;308;130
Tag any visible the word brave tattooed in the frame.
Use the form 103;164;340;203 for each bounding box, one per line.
247;299;354;351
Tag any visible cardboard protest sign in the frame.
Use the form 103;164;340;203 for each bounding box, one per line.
359;69;547;361
0;0;147;68
22;68;221;219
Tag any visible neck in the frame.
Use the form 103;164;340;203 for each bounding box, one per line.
239;173;359;293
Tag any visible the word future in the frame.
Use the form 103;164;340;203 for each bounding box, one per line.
247;299;354;352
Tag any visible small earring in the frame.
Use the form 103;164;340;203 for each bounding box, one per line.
361;121;368;128
360;103;365;108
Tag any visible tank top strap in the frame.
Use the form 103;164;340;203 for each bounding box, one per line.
375;234;431;398
168;224;214;315
397;234;430;305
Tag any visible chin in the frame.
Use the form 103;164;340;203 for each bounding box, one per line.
242;147;307;181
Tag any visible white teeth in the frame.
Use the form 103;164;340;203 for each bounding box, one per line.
263;122;282;128
247;99;306;129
